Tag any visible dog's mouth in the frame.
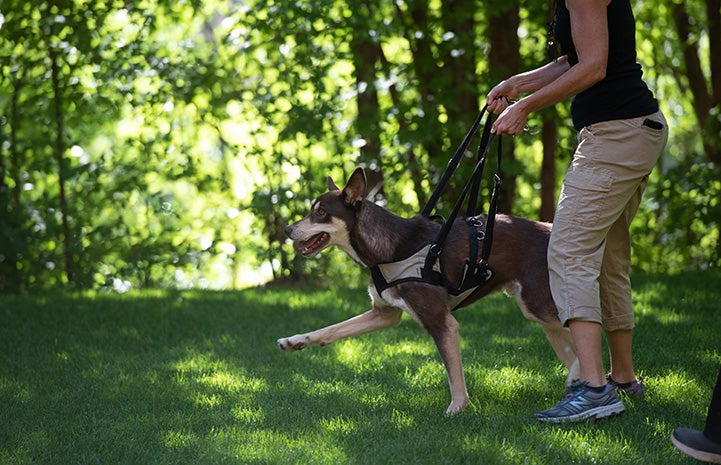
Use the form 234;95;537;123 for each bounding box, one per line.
297;232;330;257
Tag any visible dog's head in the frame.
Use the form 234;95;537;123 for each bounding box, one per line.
284;167;367;259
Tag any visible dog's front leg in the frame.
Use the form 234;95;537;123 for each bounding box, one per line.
428;313;470;415
277;306;403;351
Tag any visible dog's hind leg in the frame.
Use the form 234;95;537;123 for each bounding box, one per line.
277;305;403;352
540;322;579;386
510;282;579;386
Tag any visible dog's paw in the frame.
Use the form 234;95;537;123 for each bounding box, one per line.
277;335;308;351
445;398;470;416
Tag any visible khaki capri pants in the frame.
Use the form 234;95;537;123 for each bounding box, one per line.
548;110;668;331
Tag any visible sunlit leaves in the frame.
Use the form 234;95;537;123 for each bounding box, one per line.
1;0;719;293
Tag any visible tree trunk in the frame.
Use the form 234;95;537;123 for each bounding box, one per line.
0;74;23;292
671;1;721;164
487;2;520;214
51;52;75;285
671;0;721;265
396;0;445;201
351;2;384;200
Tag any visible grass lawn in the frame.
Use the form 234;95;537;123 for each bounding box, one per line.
1;270;719;464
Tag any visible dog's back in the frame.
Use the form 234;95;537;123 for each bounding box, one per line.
440;214;556;322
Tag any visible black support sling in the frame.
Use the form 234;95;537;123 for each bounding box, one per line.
369;105;504;310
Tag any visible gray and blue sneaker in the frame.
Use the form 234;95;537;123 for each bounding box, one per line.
535;381;626;423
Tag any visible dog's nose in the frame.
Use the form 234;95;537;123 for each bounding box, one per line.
284;225;293;237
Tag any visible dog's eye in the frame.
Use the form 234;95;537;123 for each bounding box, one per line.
316;207;326;217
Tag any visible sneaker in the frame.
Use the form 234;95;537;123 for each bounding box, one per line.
535;381;626;423
671;428;721;463
607;373;646;398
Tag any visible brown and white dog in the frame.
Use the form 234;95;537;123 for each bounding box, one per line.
278;167;578;415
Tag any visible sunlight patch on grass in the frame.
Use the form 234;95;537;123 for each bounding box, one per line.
231;405;265;425
250;288;339;311
210;427;347;464
172;349;269;414
13;431;52;462
194;392;222;408
289;372;352;398
334;339;369;366
652;371;706;404
333;338;434;377
391;408;417;429
404;360;445;388
480;366;543;401
544;428;640;464
459;433;508;462
199;370;264;394
319;415;356;435
645;414;674;442
651;308;688;324
359;391;389;409
382;339;434;356
162;429;199;450
702;350;721;364
174;350;225;376
632;280;669;304
496;437;545;464
120;325;142;340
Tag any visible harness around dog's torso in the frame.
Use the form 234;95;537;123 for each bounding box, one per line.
370;218;494;311
371;105;502;311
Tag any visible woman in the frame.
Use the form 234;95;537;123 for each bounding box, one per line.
487;0;668;422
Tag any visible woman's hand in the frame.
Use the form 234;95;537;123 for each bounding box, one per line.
486;79;517;115
486;78;528;136
491;100;529;136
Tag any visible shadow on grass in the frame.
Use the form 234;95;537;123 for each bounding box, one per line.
1;271;718;464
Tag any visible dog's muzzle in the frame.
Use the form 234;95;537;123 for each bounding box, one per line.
295;232;330;257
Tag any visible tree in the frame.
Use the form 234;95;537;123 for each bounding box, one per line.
0;0;718;293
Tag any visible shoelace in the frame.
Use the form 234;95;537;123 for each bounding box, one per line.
564;381;588;398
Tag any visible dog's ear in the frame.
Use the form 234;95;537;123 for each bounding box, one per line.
341;167;367;207
327;176;340;191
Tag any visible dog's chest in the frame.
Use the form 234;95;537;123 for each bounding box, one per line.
368;284;423;325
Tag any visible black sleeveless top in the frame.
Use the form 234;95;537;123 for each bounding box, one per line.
553;0;659;130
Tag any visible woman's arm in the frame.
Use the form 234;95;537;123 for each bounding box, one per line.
490;0;611;135
487;57;570;113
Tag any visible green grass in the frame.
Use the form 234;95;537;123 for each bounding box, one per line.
1;270;719;464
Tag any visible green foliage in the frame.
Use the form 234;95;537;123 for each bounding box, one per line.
633;157;721;272
1;270;720;463
0;0;718;293
0;0;261;291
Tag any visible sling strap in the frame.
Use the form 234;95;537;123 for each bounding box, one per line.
369;106;504;310
422;108;502;297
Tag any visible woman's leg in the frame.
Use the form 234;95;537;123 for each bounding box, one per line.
600;178;647;384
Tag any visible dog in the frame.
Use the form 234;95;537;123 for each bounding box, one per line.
278;167;578;415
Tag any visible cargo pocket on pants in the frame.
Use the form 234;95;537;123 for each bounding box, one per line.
556;163;614;226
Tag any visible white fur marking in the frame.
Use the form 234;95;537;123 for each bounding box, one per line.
506;281;545;324
369;284;421;325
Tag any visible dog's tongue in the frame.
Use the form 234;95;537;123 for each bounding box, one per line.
298;232;328;256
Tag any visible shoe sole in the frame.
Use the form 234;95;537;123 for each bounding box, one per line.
536;401;626;423
671;433;721;463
